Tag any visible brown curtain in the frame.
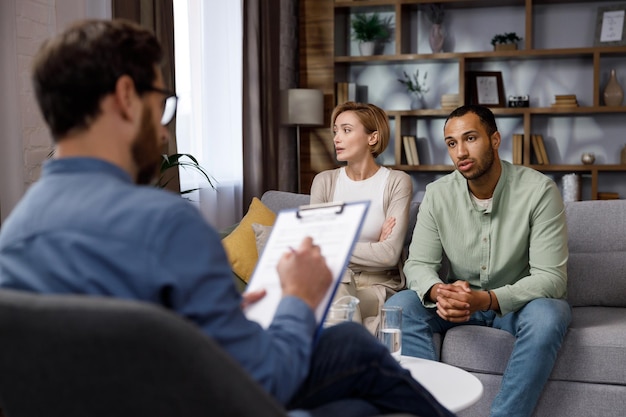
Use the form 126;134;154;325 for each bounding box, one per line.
112;0;179;193
242;0;298;209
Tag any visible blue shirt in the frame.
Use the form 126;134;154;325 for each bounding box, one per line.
0;158;316;404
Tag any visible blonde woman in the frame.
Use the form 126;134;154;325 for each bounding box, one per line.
311;101;413;334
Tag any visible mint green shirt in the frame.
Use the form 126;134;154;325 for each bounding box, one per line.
405;161;568;315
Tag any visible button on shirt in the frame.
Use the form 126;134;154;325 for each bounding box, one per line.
404;161;568;315
0;158;315;404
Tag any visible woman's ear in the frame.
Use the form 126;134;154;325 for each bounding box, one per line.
368;131;379;146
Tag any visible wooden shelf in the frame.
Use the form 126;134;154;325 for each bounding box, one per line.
299;0;626;198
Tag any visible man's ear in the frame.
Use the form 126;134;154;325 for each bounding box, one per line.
113;75;140;122
491;131;501;150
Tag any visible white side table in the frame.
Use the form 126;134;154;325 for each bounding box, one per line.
400;355;483;412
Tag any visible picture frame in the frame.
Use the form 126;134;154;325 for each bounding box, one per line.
466;71;505;107
594;4;626;46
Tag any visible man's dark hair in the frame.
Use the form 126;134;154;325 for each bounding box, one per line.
32;19;163;140
445;105;498;137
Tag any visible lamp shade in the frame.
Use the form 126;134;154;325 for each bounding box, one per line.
281;89;324;126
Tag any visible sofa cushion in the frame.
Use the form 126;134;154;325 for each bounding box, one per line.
441;307;626;386
565;200;626;307
550;306;626;385
260;190;309;212
222;198;276;283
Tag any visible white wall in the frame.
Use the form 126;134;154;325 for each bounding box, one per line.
0;0;110;223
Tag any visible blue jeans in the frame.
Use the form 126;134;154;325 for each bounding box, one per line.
385;290;571;417
286;322;456;417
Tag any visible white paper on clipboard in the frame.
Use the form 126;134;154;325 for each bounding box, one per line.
244;200;369;329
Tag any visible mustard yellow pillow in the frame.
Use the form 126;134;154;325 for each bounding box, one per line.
222;197;276;283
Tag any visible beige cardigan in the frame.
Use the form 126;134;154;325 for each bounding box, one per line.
310;167;413;271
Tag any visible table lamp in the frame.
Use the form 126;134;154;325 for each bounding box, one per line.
281;88;324;192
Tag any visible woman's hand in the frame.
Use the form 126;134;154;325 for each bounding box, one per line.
379;217;396;241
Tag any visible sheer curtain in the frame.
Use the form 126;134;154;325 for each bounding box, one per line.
173;0;243;229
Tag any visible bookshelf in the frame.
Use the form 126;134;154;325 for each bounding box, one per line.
299;0;626;200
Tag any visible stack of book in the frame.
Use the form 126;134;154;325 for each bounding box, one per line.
440;94;460;111
402;135;420;165
551;94;579;108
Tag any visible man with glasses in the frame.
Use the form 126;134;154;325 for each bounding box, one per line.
0;19;454;417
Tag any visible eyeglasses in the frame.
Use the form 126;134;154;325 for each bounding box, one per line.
138;85;179;126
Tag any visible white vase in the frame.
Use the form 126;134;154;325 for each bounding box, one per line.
429;24;444;53
359;41;375;56
603;69;624;107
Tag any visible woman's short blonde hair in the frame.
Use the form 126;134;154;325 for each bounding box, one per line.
331;101;390;158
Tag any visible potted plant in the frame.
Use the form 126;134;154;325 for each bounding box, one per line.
398;69;429;109
159;153;215;195
425;4;445;53
351;13;392;56
491;32;522;51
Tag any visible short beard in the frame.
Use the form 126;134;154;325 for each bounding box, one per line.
131;106;162;185
459;146;495;181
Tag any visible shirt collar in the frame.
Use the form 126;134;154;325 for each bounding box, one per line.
42;157;133;183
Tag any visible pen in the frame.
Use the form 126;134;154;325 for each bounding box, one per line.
288;246;297;254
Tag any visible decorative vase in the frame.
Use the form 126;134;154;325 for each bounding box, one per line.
359;41;375;56
603;69;624;106
429;24;444;53
410;95;424;110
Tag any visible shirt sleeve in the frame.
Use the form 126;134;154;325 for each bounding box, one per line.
155;204;317;405
492;181;568;315
403;189;445;306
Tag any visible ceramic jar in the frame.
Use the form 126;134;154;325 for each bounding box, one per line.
603;69;624;107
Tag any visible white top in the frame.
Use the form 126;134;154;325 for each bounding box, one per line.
333;166;389;242
400;356;483;412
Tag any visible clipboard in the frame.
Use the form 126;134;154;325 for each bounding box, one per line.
244;200;369;331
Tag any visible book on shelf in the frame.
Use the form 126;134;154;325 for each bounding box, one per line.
531;134;544;164
531;135;550;165
335;82;356;105
512;134;523;165
402;135;413;165
402;135;419;165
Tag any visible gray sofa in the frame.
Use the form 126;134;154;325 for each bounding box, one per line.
260;190;626;417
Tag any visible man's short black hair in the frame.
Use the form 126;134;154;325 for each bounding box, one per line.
32;19;163;140
445;105;499;137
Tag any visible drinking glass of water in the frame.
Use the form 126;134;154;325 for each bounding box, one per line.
378;306;402;361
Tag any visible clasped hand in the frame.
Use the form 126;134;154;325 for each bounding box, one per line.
434;281;485;323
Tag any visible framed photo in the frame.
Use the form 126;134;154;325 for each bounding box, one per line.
595;4;626;46
466;71;505;107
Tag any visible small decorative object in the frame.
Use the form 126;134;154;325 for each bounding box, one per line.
425;4;445;53
351;13;393;56
581;152;596;165
491;32;522;51
508;95;529;107
398;69;429;109
562;173;581;202
621;144;626;165
603;69;624;106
